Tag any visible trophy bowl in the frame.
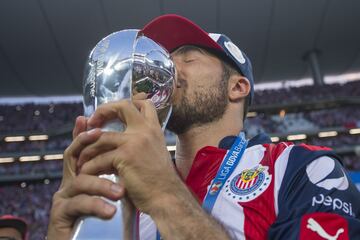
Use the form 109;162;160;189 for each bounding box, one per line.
83;29;175;131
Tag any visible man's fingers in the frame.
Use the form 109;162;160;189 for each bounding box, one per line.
132;100;159;125
132;92;148;100
79;149;121;176
65;194;117;220
52;175;126;232
73;116;87;139
77;132;126;168
63;128;102;175
65;128;102;161
87;100;143;129
63;174;124;201
61;116;91;182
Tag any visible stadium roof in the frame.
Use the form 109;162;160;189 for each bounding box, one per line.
0;0;359;96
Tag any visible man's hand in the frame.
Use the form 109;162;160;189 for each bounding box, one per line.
77;100;232;239
77;100;180;214
47;117;125;240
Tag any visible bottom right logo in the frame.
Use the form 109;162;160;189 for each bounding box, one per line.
300;213;349;240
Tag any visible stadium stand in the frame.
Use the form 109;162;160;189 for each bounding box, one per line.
253;80;360;105
0;103;82;135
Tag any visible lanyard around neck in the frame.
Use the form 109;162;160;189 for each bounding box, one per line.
202;132;248;213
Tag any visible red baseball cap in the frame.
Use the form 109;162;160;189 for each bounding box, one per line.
141;14;254;104
0;215;28;240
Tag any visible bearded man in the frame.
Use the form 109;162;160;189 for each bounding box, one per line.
47;15;360;239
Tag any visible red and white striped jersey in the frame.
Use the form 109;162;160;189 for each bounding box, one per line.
139;134;360;239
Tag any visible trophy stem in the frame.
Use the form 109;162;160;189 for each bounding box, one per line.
159;105;172;131
70;174;138;240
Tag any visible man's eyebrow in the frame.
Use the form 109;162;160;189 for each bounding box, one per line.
172;45;205;56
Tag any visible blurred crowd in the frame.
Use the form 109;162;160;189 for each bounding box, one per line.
0;180;60;240
253;80;360;105
245;106;360;137
308;134;360;148
304;106;360;129
0;161;62;176
342;154;360;171
0;103;82;135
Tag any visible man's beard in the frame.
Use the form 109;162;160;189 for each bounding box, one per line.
166;79;228;134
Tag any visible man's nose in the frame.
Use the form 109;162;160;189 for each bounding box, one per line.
174;70;182;88
172;59;183;88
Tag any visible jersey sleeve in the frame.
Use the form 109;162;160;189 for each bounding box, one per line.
268;145;360;240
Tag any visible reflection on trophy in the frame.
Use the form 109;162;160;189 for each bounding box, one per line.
71;29;175;240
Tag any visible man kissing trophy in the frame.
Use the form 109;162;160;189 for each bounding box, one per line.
71;29;175;240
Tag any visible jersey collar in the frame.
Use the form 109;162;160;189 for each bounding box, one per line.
218;133;272;150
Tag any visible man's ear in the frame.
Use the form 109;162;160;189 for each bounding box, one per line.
228;75;251;102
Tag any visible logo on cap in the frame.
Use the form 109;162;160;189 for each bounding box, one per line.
224;41;246;64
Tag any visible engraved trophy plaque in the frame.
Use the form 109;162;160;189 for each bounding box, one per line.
71;29;175;240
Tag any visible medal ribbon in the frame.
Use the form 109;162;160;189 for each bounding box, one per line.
202;132;248;213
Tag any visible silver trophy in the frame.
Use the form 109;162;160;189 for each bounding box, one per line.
71;30;175;240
